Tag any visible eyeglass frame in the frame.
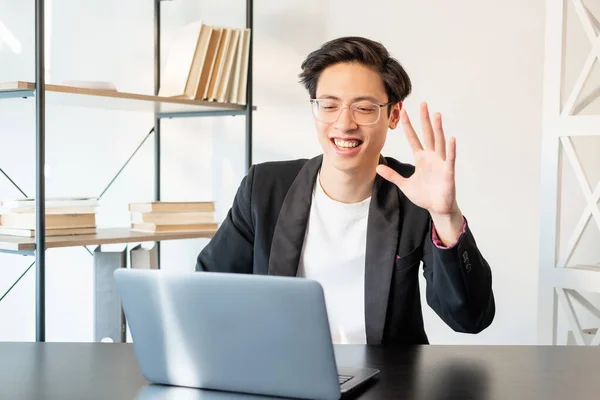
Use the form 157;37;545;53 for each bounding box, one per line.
309;98;396;126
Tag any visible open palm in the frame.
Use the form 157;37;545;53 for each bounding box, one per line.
376;102;458;217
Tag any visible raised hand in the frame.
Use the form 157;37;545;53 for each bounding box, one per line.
376;102;464;245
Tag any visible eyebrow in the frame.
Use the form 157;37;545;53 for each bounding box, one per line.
317;95;386;103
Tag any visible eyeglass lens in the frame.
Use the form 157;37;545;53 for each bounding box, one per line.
312;100;382;124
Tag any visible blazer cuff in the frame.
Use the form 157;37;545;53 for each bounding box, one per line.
432;217;467;249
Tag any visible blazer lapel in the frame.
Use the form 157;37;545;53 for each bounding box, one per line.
268;155;322;276
365;156;401;344
267;154;401;345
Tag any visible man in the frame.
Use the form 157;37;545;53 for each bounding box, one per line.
196;36;495;345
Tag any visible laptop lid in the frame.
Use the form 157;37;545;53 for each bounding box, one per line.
114;269;342;400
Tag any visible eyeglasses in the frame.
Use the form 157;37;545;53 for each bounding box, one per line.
310;99;393;125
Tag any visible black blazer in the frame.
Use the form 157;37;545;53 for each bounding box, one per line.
196;155;495;345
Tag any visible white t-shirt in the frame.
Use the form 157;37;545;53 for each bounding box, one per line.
297;172;370;344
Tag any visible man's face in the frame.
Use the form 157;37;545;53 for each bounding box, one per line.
312;62;400;174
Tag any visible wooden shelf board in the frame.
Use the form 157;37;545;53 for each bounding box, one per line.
0;227;216;252
0;81;249;115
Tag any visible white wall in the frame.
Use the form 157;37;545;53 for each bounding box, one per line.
0;0;549;344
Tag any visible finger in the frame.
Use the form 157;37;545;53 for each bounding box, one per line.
446;136;456;171
420;102;435;150
376;164;409;188
433;112;446;160
400;109;423;153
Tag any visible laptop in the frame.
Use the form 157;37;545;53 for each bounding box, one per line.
135;383;320;399
114;269;379;400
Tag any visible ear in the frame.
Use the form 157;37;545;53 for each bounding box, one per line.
388;102;402;129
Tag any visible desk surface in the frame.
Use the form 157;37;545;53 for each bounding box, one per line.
1;342;600;399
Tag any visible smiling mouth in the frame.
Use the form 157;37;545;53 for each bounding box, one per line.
331;138;363;150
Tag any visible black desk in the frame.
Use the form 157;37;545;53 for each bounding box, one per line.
1;342;600;399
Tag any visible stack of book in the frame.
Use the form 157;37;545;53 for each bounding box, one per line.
0;197;98;237
129;201;218;233
158;20;251;105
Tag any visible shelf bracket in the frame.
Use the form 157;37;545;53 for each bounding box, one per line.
97;127;154;200
0;261;35;303
0;167;28;198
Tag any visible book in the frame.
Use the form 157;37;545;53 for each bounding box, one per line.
130;211;214;225
131;222;218;233
0;197;98;209
204;28;232;101
128;201;215;213
215;28;240;103
157;21;251;104
234;28;251;105
195;27;223;100
181;23;215;99
0;206;97;214
158;20;206;98
0;226;97;237
0;213;96;230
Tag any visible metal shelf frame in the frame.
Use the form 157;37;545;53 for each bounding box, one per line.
0;0;254;342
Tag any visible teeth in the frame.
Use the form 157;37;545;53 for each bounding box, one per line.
334;139;360;148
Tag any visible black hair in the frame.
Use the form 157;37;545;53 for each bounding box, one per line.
299;36;412;108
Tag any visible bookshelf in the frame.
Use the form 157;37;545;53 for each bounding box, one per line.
0;81;253;116
0;228;217;253
0;0;254;342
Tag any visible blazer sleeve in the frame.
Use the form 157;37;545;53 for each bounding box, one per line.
195;166;255;274
421;217;495;333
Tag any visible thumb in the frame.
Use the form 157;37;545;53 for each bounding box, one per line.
376;165;408;188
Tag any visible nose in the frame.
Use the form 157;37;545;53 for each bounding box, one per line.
333;107;358;131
